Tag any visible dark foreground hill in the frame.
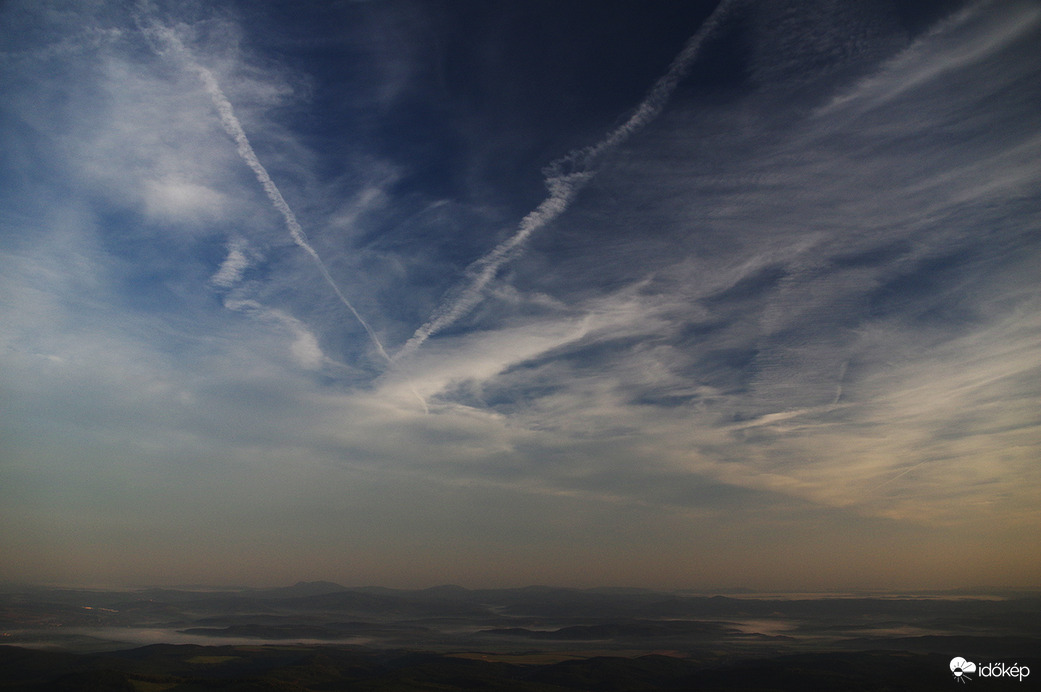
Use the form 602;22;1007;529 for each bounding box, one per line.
2;585;1038;689
0;643;975;691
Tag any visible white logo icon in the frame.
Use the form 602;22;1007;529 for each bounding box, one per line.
951;657;977;683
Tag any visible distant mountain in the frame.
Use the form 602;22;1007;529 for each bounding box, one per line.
419;584;471;598
249;581;349;599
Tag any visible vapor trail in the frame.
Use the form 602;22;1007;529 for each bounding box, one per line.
142;21;390;363
394;1;733;361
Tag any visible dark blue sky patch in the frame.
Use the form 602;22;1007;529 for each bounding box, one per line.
866;249;982;326
892;0;969;36
705;265;788;306
674;7;752;97
830;240;914;270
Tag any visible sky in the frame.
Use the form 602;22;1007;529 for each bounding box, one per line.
1;0;1039;591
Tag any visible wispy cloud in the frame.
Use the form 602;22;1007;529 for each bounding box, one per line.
2;0;1038;589
382;0;1041;530
211;237;253;288
395;0;736;360
139;17;391;363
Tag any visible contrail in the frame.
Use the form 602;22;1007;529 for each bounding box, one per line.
141;20;391;363
395;172;590;361
394;1;733;361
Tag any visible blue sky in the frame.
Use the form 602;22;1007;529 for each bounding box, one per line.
1;0;1039;590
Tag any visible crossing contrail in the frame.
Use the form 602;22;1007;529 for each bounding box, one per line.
142;20;391;364
394;0;734;361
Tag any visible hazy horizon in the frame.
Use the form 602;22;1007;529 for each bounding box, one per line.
5;579;1040;597
2;0;1039;591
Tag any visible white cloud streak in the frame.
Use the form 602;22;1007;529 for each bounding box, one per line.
223;298;332;370
139;18;391;363
211;237;251;288
822;0;1041;116
395;0;735;361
